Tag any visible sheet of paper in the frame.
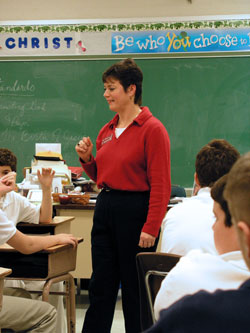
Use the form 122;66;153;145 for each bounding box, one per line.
35;143;61;155
27;189;43;202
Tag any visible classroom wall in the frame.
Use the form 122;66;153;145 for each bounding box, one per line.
0;0;250;21
1;1;249;187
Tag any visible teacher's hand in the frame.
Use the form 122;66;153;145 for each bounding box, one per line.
75;136;93;163
139;232;156;248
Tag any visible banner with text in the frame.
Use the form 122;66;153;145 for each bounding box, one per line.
1;23;250;57
112;29;250;54
0;31;109;56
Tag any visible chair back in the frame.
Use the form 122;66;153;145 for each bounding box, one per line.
171;184;186;198
136;252;180;331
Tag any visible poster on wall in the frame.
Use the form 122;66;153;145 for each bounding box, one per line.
0;19;250;57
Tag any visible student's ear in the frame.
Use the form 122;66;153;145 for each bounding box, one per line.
237;221;250;258
194;172;200;187
193;172;201;195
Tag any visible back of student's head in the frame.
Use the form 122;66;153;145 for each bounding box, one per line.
0;148;17;172
195;139;240;187
211;174;231;227
224;152;250;226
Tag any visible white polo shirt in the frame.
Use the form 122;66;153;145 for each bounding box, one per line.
0;191;40;226
1;192;40;289
0;210;16;245
154;249;250;320
161;187;217;256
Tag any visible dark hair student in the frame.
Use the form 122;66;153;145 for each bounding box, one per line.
195;139;240;188
76;58;171;332
0;148;17;172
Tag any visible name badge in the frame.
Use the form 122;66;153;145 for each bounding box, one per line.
101;134;113;146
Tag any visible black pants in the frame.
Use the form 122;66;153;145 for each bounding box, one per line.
82;189;159;333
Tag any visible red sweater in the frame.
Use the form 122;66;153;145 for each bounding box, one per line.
81;106;171;237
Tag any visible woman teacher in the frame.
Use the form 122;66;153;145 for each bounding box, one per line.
75;58;171;333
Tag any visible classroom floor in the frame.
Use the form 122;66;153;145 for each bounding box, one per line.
75;290;125;333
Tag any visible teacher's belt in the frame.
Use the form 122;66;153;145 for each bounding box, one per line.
102;186;113;192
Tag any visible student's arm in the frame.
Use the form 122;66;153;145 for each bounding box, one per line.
7;229;77;254
37;168;55;224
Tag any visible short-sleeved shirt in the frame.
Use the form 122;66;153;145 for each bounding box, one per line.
161;188;217;255
0;191;40;226
0;192;40;289
154;249;250;319
0;210;16;245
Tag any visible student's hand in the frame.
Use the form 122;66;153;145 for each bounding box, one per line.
0;181;14;196
0;172;16;195
54;234;78;248
139;232;156;248
75;136;93;163
37;168;55;190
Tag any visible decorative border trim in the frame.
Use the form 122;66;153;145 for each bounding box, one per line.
1;19;250;34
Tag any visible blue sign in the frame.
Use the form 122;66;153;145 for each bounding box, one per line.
112;29;250;54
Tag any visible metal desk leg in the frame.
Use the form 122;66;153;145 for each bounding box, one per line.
43;273;76;333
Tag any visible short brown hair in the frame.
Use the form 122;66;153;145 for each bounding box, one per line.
102;58;143;105
195;139;240;187
224;152;250;226
211;174;231;227
0;148;17;172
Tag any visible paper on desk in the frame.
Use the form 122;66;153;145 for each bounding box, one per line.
35;143;62;160
27;189;43;202
31;161;70;177
169;197;186;204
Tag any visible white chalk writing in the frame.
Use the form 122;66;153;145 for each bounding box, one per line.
0;78;35;96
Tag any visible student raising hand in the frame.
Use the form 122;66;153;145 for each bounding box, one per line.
37;168;55;224
37;168;55;190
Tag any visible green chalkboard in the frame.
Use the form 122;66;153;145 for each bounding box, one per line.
0;57;249;187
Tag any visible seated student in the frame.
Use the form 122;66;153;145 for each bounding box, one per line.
145;152;250;333
0;148;65;333
154;174;250;320
0;148;53;224
161;139;240;256
0;207;77;332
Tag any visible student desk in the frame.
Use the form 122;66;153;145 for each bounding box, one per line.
0;238;83;333
0;267;12;333
0;268;12;311
54;204;95;280
16;215;75;236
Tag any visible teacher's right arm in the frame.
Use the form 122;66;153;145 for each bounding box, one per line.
75;136;97;182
